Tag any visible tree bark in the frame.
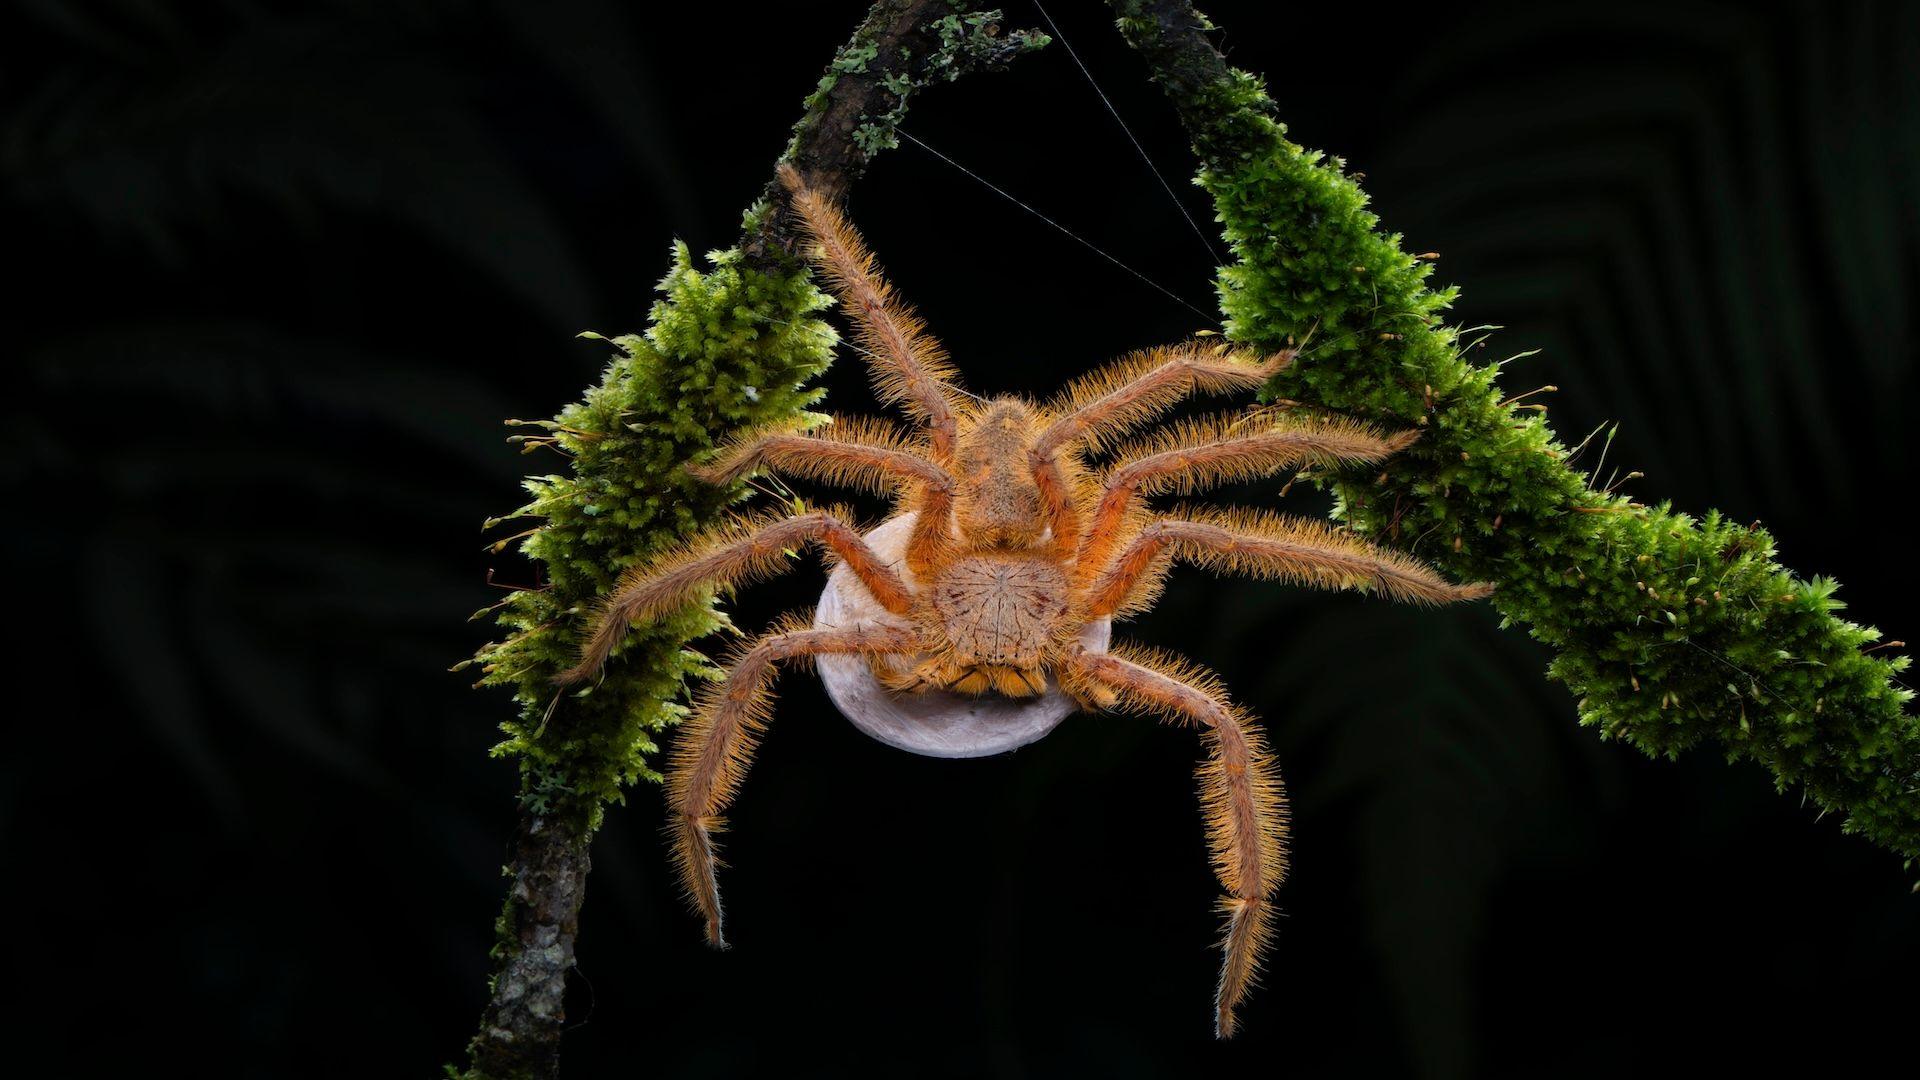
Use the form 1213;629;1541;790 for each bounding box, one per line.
466;812;591;1080
1103;0;1273;167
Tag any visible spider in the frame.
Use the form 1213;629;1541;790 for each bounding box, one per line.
558;165;1493;1037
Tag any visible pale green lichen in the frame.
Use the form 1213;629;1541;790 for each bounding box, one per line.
785;6;1047;166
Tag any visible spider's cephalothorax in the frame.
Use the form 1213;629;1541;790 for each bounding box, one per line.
558;165;1492;1037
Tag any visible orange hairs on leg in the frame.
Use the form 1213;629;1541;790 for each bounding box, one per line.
559;507;912;685
778;164;967;460
1085;507;1495;618
669;619;920;946
693;414;955;496
1034;340;1293;457
1073;414;1419;583
1067;646;1289;1038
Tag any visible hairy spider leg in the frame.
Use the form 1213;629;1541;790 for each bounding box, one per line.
695;414;958;578
695;415;953;493
1035;341;1294;457
1024;341;1290;558
779;165;967;568
668;619;922;947
560;507;912;685
1073;416;1419;585
1085;508;1496;619
1066;646;1289;1039
778;164;968;462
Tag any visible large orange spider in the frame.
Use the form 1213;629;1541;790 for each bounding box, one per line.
558;166;1492;1037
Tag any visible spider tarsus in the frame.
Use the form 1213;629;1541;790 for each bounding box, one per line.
664;626;914;959
1214;892;1271;1040
677;813;731;949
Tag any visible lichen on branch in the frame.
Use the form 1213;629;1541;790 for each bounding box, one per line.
750;0;1048;261
1111;0;1920;865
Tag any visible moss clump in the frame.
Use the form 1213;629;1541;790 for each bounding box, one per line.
463;243;834;830
1117;3;1919;863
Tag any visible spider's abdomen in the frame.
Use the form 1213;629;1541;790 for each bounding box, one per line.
931;556;1070;669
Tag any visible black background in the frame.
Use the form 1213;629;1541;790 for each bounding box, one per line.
6;1;1917;1076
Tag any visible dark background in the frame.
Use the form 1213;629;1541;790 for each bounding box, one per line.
6;1;1917;1076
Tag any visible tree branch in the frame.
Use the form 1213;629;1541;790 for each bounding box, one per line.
745;0;1048;265
1108;0;1920;864
457;5;1044;1078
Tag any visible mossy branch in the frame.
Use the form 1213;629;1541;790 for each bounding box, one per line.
746;0;1049;265
1110;0;1920;866
455;4;1045;1078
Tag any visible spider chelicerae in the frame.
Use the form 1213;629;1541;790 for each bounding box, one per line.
559;165;1492;1037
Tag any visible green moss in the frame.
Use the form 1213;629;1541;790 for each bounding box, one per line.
463;243;834;830
1122;5;1920;863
